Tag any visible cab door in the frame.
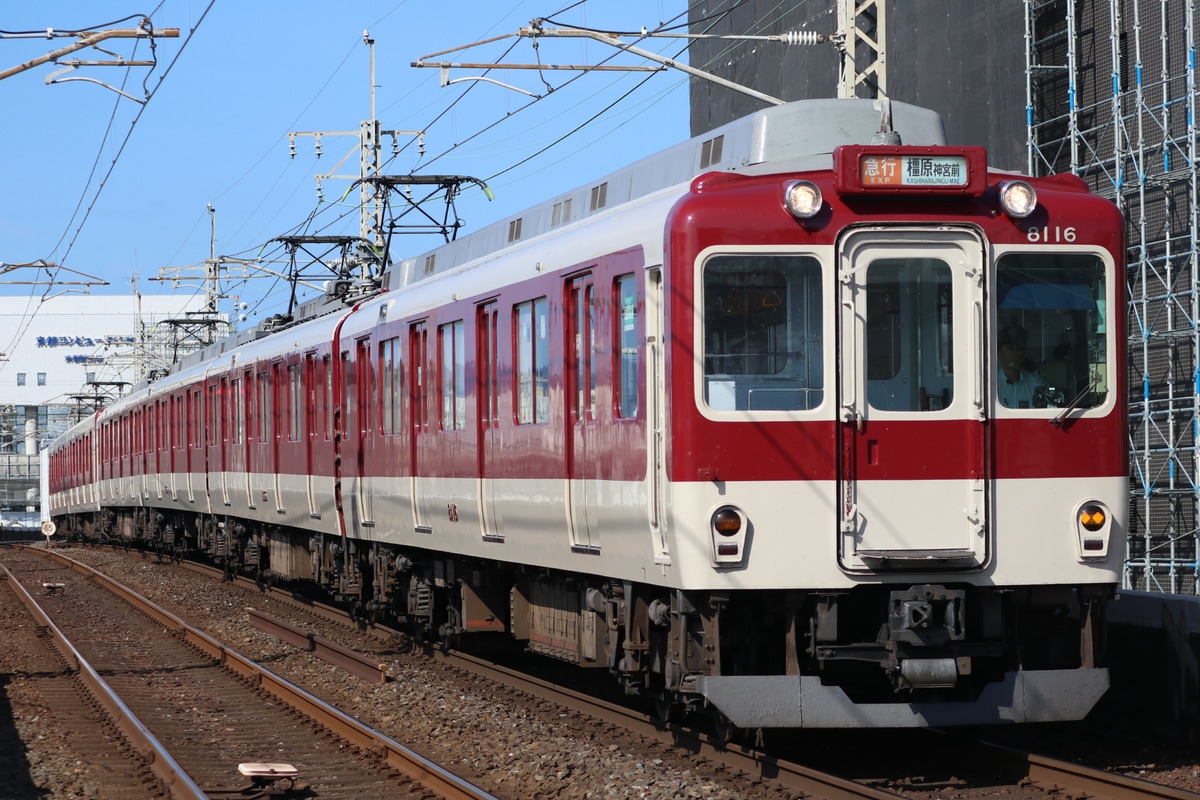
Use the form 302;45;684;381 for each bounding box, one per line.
837;228;987;570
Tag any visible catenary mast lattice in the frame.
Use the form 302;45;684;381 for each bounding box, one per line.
1026;0;1199;594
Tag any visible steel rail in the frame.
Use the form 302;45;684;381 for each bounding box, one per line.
24;546;498;800
58;547;1200;800
246;606;388;683
980;740;1200;800
0;562;206;800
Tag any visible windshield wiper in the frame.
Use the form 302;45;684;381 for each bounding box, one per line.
1051;373;1101;427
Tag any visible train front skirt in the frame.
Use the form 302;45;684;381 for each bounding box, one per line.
694;668;1110;727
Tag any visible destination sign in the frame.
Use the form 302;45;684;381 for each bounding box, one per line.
859;154;968;187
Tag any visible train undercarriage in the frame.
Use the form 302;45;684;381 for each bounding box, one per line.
54;507;1111;733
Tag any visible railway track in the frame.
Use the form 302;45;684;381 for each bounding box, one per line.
0;546;496;800
9;543;1199;800
0;563;174;798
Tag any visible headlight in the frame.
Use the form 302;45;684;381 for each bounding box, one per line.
999;180;1038;218
783;180;823;219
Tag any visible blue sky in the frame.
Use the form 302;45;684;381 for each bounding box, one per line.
2;1;688;323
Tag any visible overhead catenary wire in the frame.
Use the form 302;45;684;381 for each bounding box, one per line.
0;2;214;379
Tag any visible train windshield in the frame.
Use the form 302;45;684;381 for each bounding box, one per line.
995;252;1108;410
863;258;954;412
702;253;823;411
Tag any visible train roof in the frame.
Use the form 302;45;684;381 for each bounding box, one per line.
149;99;947;387
390;98;947;288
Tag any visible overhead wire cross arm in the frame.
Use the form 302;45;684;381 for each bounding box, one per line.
0;22;180;83
411;23;830;106
365;174;494;245
0;260;107;288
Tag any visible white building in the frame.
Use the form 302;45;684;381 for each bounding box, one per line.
0;292;218;530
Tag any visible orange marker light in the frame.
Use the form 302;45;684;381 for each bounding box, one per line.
713;507;742;536
1079;505;1106;531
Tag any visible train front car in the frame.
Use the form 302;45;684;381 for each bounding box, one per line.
661;114;1126;728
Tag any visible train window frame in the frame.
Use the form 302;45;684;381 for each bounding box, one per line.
242;368;255;444
288;362;303;442
172;394;183;452
159;398;169;453
257;371;271;443
303;353;318;442
990;245;1114;415
321;355;333;440
380;337;403;435
477;302;500;430
356;339;374;437
863;257;956;413
438;319;466;431
695;245;829;418
230;377;243;444
190;388;202;449
614;273;640;419
568;279;597;422
410;323;429;433
513;297;550;425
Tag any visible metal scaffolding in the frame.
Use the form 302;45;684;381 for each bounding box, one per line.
1026;0;1199;593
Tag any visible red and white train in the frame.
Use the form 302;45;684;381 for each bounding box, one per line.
46;98;1127;730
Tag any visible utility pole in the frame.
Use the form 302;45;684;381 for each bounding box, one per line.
835;0;887;99
289;32;424;279
151;204;232;357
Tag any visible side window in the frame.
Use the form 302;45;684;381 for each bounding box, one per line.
410;323;428;433
159;399;169;452
208;384;220;445
172;395;183;452
322;356;333;440
218;381;227;444
478;303;499;429
230;378;243;444
438;320;465;430
257;372;271;443
191;389;202;447
381;337;403;435
357;339;374;435
702;254;824;411
288;363;303;441
303;355;317;441
514;298;550;424
615;274;639;419
572;281;596;420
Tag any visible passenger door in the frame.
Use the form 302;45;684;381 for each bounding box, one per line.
409;322;433;533
355;338;377;528
565;273;599;551
476;302;501;539
837;228;987;570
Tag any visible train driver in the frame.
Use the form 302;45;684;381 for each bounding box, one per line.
997;325;1047;409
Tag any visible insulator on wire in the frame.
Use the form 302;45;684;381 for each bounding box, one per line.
781;30;824;46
